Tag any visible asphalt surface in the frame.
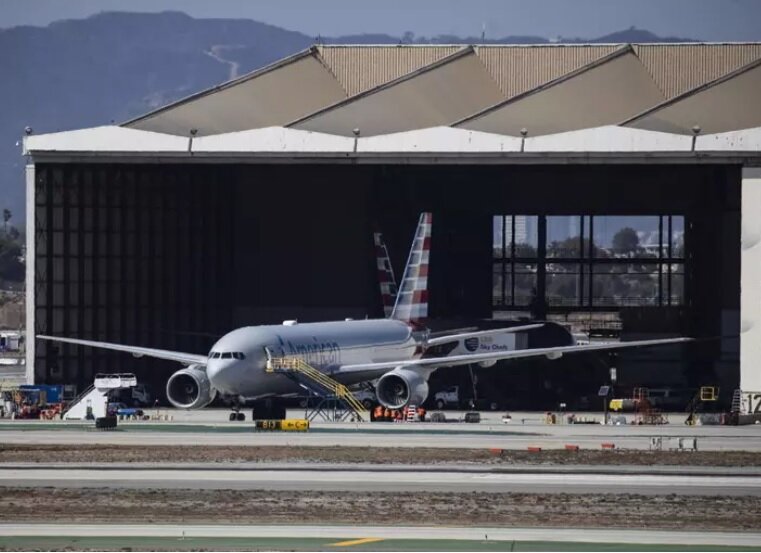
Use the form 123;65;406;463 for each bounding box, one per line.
2;465;759;495
2;523;760;548
1;420;760;450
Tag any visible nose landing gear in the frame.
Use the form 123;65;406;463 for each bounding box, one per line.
228;396;245;421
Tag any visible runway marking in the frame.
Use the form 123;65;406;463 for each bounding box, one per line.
329;537;384;546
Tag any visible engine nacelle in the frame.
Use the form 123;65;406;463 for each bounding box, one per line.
166;364;217;409
376;367;429;409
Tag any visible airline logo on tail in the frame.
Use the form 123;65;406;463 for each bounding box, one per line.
374;232;398;318
391;213;432;324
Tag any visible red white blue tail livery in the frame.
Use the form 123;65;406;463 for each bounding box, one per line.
391;212;432;324
374;231;397;318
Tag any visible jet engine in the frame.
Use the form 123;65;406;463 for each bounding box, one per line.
166;365;217;409
376;367;429;409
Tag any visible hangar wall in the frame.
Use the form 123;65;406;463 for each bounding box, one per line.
742;167;761;391
30;162;741;405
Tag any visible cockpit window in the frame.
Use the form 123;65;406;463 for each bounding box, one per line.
233;352;246;360
221;352;232;359
210;352;221;359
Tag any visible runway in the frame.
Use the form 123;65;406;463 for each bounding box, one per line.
2;465;759;495
1;420;760;450
2;523;760;548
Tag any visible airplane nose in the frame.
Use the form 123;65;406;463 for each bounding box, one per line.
206;359;237;394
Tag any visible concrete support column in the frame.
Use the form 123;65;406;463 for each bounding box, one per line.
25;163;35;384
741;167;761;391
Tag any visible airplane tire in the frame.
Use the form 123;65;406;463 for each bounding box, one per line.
229;413;237;421
95;416;117;430
237;412;245;422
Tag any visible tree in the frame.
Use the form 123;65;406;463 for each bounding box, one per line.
0;235;24;283
612;227;639;255
2;209;10;234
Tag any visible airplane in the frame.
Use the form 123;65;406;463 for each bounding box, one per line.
38;213;691;416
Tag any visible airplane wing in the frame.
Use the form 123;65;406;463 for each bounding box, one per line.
36;335;207;366
426;323;544;347
336;337;692;376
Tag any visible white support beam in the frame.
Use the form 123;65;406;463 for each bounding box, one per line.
741;167;761;391
24;164;35;385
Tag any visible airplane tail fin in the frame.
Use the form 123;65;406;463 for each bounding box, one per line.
391;212;432;324
374;231;398;318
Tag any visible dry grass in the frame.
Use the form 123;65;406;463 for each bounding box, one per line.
2;487;759;531
1;444;760;466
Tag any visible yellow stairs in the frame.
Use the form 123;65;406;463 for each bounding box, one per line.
266;356;367;419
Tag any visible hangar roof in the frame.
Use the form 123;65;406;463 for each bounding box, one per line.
23;124;761;165
23;43;761;164
623;57;761;134
455;47;667;136
191;127;354;152
126;48;348;136
355;126;521;152
23;125;189;153
121;42;761;138
290;47;504;137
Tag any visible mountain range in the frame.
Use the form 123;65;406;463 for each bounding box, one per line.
0;11;697;220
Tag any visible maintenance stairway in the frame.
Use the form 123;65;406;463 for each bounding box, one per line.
266;356;366;421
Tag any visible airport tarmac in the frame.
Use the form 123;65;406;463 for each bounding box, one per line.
3;523;761;549
1;465;760;495
1;410;760;450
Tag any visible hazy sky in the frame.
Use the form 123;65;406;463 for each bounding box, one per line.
1;0;760;41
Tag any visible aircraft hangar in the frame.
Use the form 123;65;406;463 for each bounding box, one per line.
22;43;761;409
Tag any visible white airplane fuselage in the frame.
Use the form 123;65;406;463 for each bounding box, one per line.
205;319;419;399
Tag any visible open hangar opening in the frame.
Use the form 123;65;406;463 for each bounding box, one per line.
27;158;739;410
24;42;761;410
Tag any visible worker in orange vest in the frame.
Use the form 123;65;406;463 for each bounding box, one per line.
373;405;383;421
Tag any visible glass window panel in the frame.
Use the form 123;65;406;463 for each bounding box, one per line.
493;263;504;306
547;216;583;258
514;263;537;306
671;216;685;259
670;273;685;305
52;309;64;332
592;264;659;306
69;284;79;305
68;207;79;230
52;257;65;282
68;258;79;281
83;283;93;304
546;263;581;307
592;216;659;258
83;233;93;256
513;216;538;258
53;232;64;255
493;216;505;259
